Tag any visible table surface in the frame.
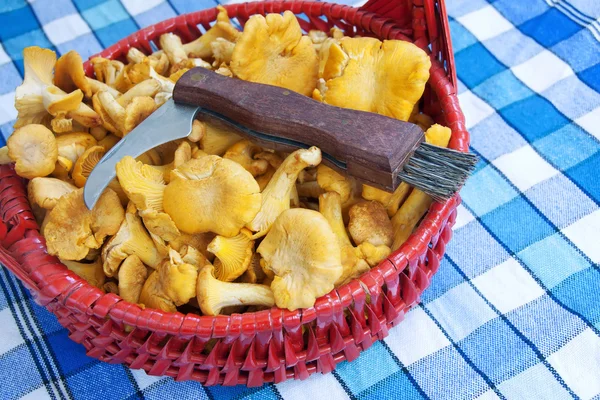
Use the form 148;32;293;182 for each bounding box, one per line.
0;0;599;399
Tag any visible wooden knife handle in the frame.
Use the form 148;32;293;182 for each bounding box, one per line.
172;67;424;191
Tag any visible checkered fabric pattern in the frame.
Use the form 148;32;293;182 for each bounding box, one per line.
0;0;599;399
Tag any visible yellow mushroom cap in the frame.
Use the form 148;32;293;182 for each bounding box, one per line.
54;50;92;98
230;11;318;96
207;229;254;282
117;255;148;304
184;5;241;59
28;177;78;210
7;124;58;179
257;208;342;310
314;37;431;121
164;155;261;237
72;145;105;187
348;201;394;247
115;155;166;212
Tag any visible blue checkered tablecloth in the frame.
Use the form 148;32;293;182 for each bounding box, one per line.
1;0;599;399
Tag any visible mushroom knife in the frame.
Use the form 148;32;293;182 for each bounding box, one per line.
84;67;477;209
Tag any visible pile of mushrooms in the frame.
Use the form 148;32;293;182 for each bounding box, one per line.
1;8;452;314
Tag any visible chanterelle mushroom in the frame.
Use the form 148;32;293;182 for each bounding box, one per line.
348;201;394;247
223;140;269;177
246;147;321;238
164;156;261;237
7;124;57;179
313;37;430;121
257;208;342;310
94;91;156;136
196;264;274;316
183;6;241;59
118;255;149;304
44;188;124;260
72;145;105;187
230;11;318;96
101;204;163;277
207;229;254;282
116;155;166;211
139;248;198;312
61;258;105;288
196;117;242;156
28;177;77;210
54;50;92;98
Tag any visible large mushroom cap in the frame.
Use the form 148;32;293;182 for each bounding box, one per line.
230;11;318;96
54;50;92;98
164;155;261;237
28;177;78;210
314;37;431;121
257;208;342;310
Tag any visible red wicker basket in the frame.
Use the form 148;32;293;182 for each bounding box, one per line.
0;0;468;387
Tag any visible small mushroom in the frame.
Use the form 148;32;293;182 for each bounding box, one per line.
54;50;92;98
196;264;274;316
183;6;241;59
348;201;394;247
257;208;342;310
223;140;269;177
118;255;148;304
361;183;411;217
72;145;105;187
139;208;180;242
211;38;236;67
230;11;318;96
169;232;215;261
44;188;125;260
7;124;57;179
116;79;161;107
90;57;124;88
115;156;166;212
56;132;97;167
93;91;156;136
207;229;254;282
197;117;242;156
246;147;321;238
28;177;77;210
164;156;261;237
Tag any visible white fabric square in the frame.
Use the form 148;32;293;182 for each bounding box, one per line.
130;368;166;391
21;387;51;400
0;44;10;66
43;14;91;46
277;370;350;400
427;283;496;342
548;328;600;399
454;204;476;230
562;209;600;263
121;0;165;16
493;145;559;192
512;50;574;93
458;90;495;129
0;92;17;126
0;308;25;354
499;363;572;400
576;107;600;141
457;5;514;41
384;308;450;366
476;390;501;400
472;257;545;314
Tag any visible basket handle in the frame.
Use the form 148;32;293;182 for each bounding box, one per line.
359;0;457;89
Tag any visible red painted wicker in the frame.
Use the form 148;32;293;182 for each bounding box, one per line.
0;0;468;386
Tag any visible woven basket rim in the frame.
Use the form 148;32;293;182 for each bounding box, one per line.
4;0;467;335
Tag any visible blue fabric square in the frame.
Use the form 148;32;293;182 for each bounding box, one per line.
0;62;22;95
483;29;544;68
72;0;109;12
94;19;139;47
491;0;550;25
208;384;273;400
469;114;528;161
0;0;27;14
358;370;426;400
565;151;600;203
81;0;130;31
168;0;218;15
133;2;177;28
473;70;534;110
144;378;212;400
446;221;510;279
552;29;600;73
0;6;40;41
409;346;488;399
67;364;136;400
579;63;600;93
524;174;598;229
448;18;479;53
446;0;489;19
47;331;97;376
455;43;505;89
520;8;582;47
500;95;570;142
518;233;592;289
29;0;78;25
30;302;63;334
534;123;600;171
480;196;555;253
336;341;400;394
542;75;600;120
553;268;600;327
459;318;538;384
506;295;587;357
0;345;44;399
0;122;14;143
56;33;103;60
421;257;465;304
461;164;520;216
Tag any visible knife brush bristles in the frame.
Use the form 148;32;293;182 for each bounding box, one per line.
398;143;478;202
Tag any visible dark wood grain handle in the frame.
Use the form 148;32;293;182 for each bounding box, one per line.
173;68;424;191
